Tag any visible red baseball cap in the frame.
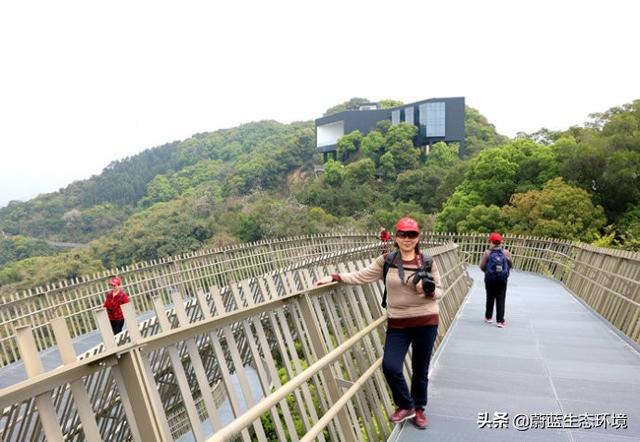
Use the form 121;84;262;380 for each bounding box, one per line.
489;232;503;244
396;217;420;232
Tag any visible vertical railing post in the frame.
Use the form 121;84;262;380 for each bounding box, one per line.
50;317;102;441
296;292;357;442
94;307;144;442
15;326;65;442
114;302;173;441
152;295;205;441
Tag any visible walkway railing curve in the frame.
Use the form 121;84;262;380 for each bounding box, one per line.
0;243;470;442
1;233;638;441
426;233;640;344
0;234;380;368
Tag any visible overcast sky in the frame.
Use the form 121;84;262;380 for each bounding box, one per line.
1;0;638;208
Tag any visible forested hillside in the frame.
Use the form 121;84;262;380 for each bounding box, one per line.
1;99;638;293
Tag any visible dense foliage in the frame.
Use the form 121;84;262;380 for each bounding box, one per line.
1;98;639;293
0;235;57;267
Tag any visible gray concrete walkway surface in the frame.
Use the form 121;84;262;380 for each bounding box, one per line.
391;267;640;442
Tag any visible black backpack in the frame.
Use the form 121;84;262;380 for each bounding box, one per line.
381;251;432;308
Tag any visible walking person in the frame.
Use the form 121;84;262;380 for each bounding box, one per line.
316;217;442;429
103;276;129;335
379;226;391;254
480;232;513;328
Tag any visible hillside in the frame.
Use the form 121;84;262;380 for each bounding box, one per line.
1;99;639;293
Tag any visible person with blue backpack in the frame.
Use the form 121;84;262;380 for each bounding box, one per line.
479;232;513;328
315;217;442;429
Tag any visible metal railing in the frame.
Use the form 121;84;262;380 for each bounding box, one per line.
1;232;638;441
0;242;470;441
428;233;640;344
0;234;379;368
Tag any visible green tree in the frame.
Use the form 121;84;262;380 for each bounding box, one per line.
385;123;417;147
457;205;509;233
337;130;363;162
435;190;482;232
460;148;519;206
503;177;606;241
463;106;508;157
344;159;375;185
390;140;420;172
599;150;640;220
434;162;469;211
393;166;444;212
361;131;386;163
379;152;396;181
428;142;459;169
617;204;640;250
323;98;371;116
554;136;606;193
379;99;404;109
323;159;344;186
143;175;180;205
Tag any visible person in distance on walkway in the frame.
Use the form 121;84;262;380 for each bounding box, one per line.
379;226;391;254
103;276;129;335
316;217;442;430
480;232;513;328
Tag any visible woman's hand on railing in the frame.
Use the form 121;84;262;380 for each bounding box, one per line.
315;276;333;286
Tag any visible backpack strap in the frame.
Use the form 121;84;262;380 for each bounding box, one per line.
381;251;432;308
418;252;432;272
381;251;397;308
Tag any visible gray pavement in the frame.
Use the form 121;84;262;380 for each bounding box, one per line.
391;267;640;442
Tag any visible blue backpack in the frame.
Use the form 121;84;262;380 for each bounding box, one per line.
485;249;510;283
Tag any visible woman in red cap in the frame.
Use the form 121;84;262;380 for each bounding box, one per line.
479;232;513;328
316;217;442;429
103;276;130;335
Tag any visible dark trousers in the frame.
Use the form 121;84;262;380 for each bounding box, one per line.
382;325;438;410
110;319;125;335
485;280;507;323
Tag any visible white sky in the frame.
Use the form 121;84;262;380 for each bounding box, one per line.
1;0;638;207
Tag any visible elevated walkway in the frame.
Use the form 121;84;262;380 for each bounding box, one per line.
393;267;640;441
1;234;639;441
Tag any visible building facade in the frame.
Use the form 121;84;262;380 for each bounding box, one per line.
315;97;465;160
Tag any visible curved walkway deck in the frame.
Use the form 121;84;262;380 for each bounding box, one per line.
392;267;640;442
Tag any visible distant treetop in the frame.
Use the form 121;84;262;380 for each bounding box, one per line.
323;98;406;116
323;98;371;116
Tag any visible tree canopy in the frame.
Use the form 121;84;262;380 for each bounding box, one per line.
3;98;640;294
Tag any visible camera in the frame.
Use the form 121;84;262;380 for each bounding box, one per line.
411;269;436;295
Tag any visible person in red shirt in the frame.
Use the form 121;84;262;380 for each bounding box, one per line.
103;276;129;334
379;226;391;254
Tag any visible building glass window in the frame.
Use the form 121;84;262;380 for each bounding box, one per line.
391;110;401;125
404;107;414;125
421;102;445;137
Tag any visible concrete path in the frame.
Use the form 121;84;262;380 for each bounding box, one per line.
391;267;640;442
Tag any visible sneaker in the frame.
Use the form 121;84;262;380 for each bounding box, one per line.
413;409;428;429
497;322;505;328
485;317;493;323
389;408;416;423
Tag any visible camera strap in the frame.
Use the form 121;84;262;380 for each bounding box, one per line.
381;251;432;308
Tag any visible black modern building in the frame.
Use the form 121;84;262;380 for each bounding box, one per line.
315;97;465;160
